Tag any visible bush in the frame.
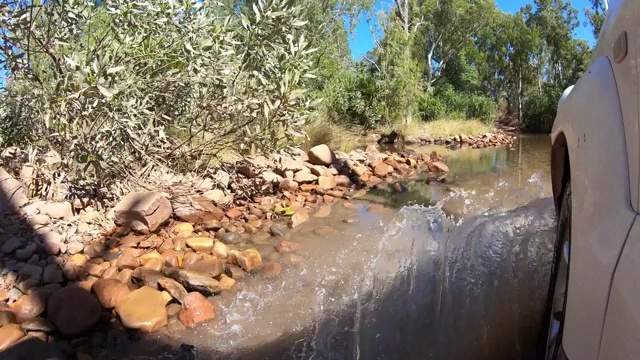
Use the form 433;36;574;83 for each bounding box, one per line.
0;0;316;183
463;95;497;125
323;68;382;128
417;95;446;122
421;84;496;124
523;87;562;133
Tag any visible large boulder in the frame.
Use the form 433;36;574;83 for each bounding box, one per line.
307;144;334;166
113;191;172;233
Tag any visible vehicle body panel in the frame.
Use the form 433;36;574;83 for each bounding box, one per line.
591;0;639;213
600;216;640;359
550;55;635;359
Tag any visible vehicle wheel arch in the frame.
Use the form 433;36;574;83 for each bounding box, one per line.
551;132;570;212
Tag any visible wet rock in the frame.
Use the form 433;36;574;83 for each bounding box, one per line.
212;241;229;258
116;286;168;332
217;231;243;245
314;205;332;218
275;241;302;253
114;191;172;233
20;317;55;332
269;223;289;237
236;249;262;273
226;265;246;280
11;294;45;322
131;268;163;288
185;259;224;278
0;324;25;351
293;171;318;184
280;253;303;267
157;278;188;304
2;237;23;254
168;269;221;295
92;278;131;309
178;292;215;328
218;275;236;290
40;202;73;220
48;287;101;337
186;237;213;252
291;210;309;228
42;264;63;284
0;310;17;326
366;204;386;213
258;262;282;278
307;144;334;166
166;303;182;317
427;161;449;173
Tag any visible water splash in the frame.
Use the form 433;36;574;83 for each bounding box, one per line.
118;174;556;360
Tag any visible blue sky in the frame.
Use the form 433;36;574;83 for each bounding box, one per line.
349;0;596;59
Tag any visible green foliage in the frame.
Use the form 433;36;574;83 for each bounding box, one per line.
323;67;381;127
523;86;562;133
417;96;446;122
1;0;317;182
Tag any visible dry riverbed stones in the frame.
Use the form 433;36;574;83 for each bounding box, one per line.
0;142;460;355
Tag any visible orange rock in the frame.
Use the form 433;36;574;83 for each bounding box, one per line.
178;292;215;328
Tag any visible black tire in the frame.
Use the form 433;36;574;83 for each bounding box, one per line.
538;180;571;360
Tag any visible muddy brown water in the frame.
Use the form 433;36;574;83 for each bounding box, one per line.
96;135;555;360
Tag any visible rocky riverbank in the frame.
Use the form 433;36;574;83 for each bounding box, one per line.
372;130;517;150
0;142;455;358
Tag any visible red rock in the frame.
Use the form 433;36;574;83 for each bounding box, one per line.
258;262;282;278
275;241;302;253
427;161;449;173
317;175;336;190
226;208;243;220
178;292;215;328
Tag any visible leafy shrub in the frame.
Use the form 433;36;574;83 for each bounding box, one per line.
0;0;316;183
462;95;497;125
523;87;562;133
417;95;446;122
323;68;382;128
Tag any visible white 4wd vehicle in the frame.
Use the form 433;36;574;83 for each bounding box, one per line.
544;0;640;359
